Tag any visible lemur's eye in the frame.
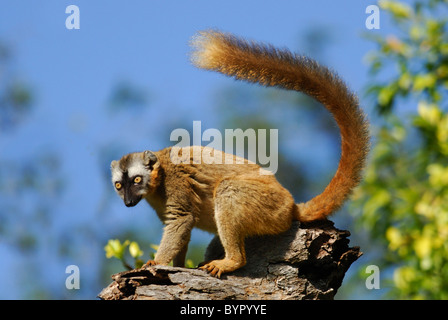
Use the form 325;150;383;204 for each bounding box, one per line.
134;176;142;184
115;182;122;190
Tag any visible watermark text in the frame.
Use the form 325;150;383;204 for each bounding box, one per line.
170;121;278;175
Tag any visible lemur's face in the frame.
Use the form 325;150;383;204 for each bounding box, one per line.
111;151;157;207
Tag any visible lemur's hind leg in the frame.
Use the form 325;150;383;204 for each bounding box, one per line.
199;208;246;277
200;177;294;277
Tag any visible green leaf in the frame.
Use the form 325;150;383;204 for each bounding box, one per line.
104;239;130;260
413;74;437;91
417;102;441;125
129;241;143;258
379;0;412;19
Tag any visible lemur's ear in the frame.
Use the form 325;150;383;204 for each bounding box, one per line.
110;160;118;169
143;150;158;168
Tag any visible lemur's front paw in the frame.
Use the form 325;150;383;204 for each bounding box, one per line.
144;260;158;267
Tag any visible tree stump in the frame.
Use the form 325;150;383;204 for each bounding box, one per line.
98;220;361;300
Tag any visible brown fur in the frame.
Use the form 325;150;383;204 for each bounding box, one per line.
191;30;370;222
112;31;370;277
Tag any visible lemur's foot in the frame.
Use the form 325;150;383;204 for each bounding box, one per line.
199;258;243;278
144;259;158;267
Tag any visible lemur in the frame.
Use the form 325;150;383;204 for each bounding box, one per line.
110;30;370;278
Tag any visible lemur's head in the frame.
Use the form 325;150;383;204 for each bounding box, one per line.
111;150;159;207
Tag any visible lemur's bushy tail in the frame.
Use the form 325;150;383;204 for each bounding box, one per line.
191;30;370;222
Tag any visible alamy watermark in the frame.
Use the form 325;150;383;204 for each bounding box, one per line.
65;265;80;290
170;121;278;175
65;5;380;31
365;4;380;30
65;5;80;30
365;265;380;289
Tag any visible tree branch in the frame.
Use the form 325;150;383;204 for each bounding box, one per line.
98;220;361;300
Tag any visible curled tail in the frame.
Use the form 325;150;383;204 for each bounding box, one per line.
190;30;370;222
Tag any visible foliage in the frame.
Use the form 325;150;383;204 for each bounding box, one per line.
0;42;33;131
352;0;448;299
104;239;196;270
104;239;147;270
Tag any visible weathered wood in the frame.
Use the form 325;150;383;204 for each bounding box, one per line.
98;220;361;300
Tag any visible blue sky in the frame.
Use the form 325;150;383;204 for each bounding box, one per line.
0;1;391;299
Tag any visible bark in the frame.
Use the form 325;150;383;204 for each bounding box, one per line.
98;220;361;300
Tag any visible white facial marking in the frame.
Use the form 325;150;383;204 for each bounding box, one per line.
127;161;149;179
111;165;123;183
